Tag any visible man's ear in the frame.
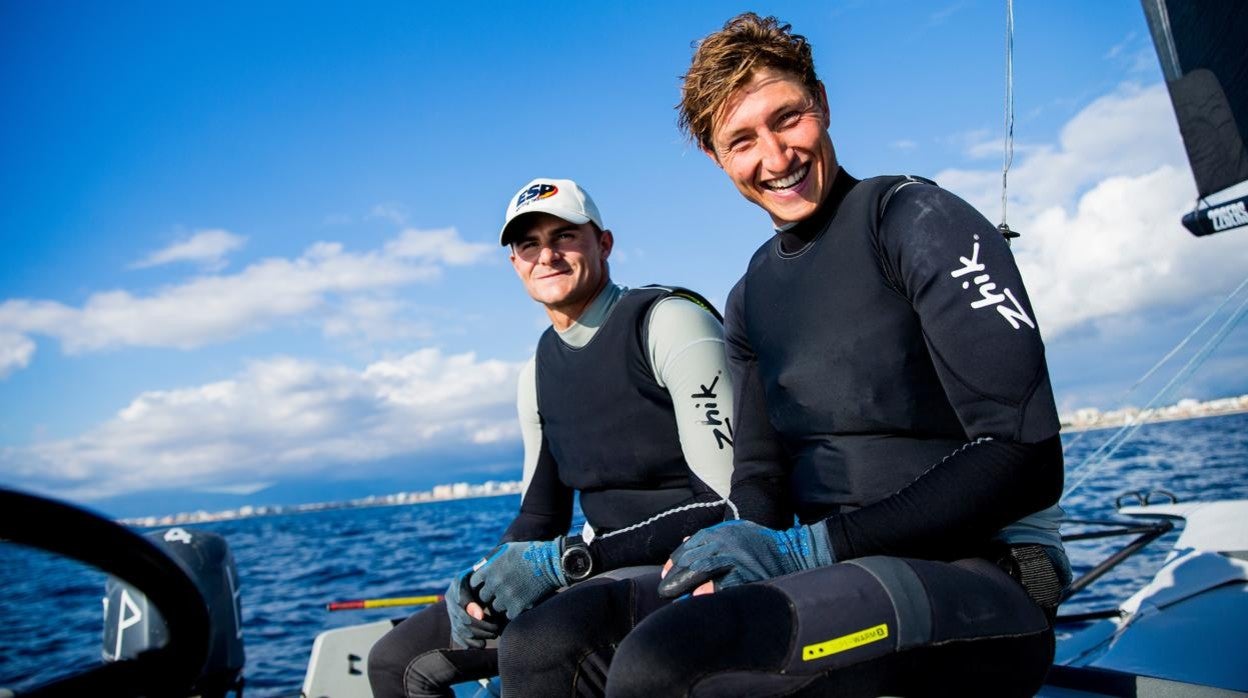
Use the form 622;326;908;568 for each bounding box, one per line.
815;81;831;122
599;229;614;260
700;142;723;170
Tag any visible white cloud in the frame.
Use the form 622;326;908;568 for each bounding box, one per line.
1015;166;1248;337
891;139;918;152
371;203;409;225
131;229;246;271
0;227;492;361
197;482;274;495
386;228;493;265
0;332;36;378
1104;32;1135;60
928;1;970;26
940;83;1187;216
934;82;1248;339
322;294;432;343
1;349;524;501
964;136;1046;162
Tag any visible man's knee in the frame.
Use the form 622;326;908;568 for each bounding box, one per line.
607;585;793;697
499;578;653;696
368;625;411;696
497;595;590;674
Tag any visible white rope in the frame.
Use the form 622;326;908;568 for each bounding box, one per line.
1061;271;1248;454
1127;273;1248;394
1062;274;1248;501
596;500;728;540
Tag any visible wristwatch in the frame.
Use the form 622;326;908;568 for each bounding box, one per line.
560;535;595;583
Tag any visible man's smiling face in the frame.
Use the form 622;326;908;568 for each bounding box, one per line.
706;68;838;226
509;213;611;324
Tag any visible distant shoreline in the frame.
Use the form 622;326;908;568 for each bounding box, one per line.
120;398;1248;526
120;482;522;528
1060;404;1248;434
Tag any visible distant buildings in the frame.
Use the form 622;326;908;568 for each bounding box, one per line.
120;394;1248;526
119;479;522;527
1060;394;1248;432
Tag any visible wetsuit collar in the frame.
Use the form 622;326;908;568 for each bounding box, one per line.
557;282;625;348
776;167;860;254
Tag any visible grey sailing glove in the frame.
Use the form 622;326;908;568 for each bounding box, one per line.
469;537;568;620
658;519;835;598
445;567;501;649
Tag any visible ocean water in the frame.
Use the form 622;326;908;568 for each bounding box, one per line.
2;413;1246;696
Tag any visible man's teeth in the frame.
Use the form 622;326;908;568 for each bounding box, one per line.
764;164;810;190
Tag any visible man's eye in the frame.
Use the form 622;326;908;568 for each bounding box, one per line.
777;111;801;127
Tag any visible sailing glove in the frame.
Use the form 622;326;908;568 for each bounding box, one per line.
658;519;835;598
445;568;501;649
469;537;568;620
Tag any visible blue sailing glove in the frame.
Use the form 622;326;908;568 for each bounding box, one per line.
445;568;501;649
657;519;835;598
469;537;568;620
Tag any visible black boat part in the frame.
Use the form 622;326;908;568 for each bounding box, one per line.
104;527;246;698
0;487;211;698
1055;503;1177;624
1141;0;1248;237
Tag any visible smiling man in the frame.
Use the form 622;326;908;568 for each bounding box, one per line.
368;178;735;698
604;13;1071;697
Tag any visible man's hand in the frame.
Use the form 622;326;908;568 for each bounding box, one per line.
657;520;834;598
445;568;501;649
469;538;568;620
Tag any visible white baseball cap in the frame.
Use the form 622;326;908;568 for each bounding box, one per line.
499;178;604;246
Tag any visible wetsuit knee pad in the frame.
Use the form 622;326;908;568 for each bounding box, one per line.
402;649;464;698
367;623;407;677
369;618;421;697
500;576;656;695
607;584;794;697
368;602;498;698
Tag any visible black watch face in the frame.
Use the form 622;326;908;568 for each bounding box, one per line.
563;546;592;580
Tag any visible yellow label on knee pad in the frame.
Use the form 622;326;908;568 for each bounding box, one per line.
802;623;889;661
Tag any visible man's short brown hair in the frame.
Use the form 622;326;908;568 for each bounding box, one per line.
678;13;820;153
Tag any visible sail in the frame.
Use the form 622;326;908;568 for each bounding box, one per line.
1141;0;1248;236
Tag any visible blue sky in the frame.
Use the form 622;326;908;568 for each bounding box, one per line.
2;1;1246;517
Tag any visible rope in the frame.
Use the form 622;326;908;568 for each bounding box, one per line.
1061;271;1248;453
1062;272;1248;501
1000;0;1015;229
596;500;727;540
1126;273;1248;394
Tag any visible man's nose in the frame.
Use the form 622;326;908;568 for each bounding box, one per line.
758;131;790;173
537;243;558;264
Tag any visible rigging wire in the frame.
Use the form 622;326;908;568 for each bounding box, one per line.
1126;273;1248;394
1061;271;1248;501
1060;272;1248;454
1003;0;1013;229
998;0;1017;240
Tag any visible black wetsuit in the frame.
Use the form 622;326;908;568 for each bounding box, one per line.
603;172;1069;697
368;286;732;698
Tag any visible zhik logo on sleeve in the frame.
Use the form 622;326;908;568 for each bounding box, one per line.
950;234;1035;330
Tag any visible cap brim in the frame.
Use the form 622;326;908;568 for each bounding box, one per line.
499;209;592;246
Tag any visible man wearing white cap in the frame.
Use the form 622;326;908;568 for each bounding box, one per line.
368;178;736;698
